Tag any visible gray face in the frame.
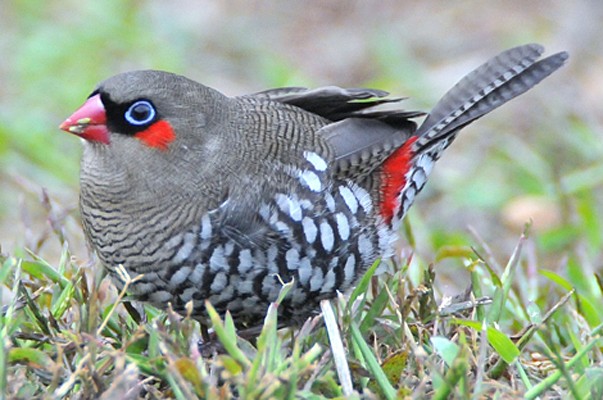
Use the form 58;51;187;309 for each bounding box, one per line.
81;70;234;201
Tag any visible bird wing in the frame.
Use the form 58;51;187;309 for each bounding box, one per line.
245;85;423;123
245;85;423;181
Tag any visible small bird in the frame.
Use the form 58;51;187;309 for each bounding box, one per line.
60;44;567;327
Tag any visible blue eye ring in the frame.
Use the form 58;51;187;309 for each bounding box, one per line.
124;100;156;126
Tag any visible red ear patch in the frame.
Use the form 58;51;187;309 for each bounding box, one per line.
134;120;176;151
380;136;418;224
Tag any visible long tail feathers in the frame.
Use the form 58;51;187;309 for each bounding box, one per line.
412;44;569;153
389;44;567;228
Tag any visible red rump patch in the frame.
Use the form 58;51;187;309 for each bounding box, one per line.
134;120;176;151
380;136;418;224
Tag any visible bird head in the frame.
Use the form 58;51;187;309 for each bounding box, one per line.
60;70;224;148
60;71;231;199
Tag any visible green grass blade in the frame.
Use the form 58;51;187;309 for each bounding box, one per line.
350;322;396;400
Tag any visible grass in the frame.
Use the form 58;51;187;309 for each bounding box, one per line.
2;206;602;399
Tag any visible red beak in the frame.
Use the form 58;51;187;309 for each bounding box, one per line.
59;94;110;144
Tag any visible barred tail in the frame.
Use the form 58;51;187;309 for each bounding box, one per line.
412;44;569;153
390;44;568;227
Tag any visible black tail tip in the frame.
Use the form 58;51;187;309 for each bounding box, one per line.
555;51;570;64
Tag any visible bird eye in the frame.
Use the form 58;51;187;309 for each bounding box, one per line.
124;100;156;126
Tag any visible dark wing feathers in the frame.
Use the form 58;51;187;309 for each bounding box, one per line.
245;85;419;122
318;118;415;182
246;85;389;103
319;118;410;160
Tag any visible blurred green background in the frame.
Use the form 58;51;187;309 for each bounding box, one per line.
1;1;601;292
